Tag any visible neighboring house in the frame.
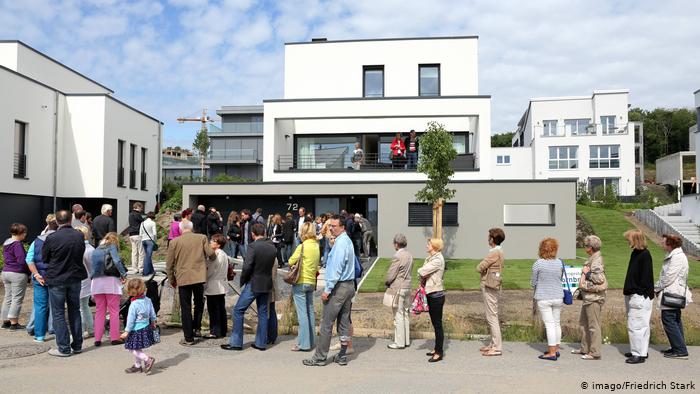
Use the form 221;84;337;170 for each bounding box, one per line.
162;155;208;181
183;36;576;259
0;40;162;234
509;90;644;197
208;105;263;180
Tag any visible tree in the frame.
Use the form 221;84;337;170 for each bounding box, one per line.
415;121;457;239
192;125;210;179
491;132;515;147
630;107;695;165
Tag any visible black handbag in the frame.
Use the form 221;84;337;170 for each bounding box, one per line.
103;250;121;277
661;285;687;309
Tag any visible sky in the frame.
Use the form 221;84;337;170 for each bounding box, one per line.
2;0;699;148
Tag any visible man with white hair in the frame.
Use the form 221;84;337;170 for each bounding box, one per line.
71;204;84;228
191;205;207;235
92;204;115;246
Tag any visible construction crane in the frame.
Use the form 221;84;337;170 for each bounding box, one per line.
177;108;215;178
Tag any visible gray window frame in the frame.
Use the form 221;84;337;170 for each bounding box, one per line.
418;64;440;97
363;65;384;98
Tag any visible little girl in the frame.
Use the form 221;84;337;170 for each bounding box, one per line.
121;278;157;374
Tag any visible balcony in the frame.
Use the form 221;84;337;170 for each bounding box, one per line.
275;153;476;172
13;154;27;179
206;149;260;163
539;123;630;138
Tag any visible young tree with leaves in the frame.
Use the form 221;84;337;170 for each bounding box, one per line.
415;121;458;239
192;125;210;179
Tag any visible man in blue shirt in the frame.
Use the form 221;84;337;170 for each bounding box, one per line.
303;215;356;367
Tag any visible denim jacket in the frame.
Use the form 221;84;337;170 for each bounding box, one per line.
125;296;157;332
90;244;127;279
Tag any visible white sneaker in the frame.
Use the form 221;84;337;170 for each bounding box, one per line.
330;342;341;351
48;348;71;357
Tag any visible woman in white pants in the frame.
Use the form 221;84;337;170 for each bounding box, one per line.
385;234;413;349
531;238;564;361
621;230;655;364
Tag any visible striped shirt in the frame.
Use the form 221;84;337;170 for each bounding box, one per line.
531;259;564;301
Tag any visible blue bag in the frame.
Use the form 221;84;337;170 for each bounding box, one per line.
561;260;573;305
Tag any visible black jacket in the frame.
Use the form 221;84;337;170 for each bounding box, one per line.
240;238;276;293
282;220;295;244
191;210;207;234
92;214;116;245
227;223;242;244
127;210;144;236
42;226;87;286
623;248;655;299
207;212;223;235
404;136;419;154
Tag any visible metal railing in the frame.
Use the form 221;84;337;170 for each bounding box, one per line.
13;154;26;178
539;123;630;137
207;149;259;161
276;153;476;171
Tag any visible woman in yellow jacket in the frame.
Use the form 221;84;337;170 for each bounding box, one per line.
289;222;320;351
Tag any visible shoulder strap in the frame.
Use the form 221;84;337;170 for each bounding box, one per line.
142;222;156;243
561;259;571;291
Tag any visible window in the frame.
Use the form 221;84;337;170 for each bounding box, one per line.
221;115;263;133
589;178;619;198
589;145;620;168
296;136;359;169
13;121;27;179
408;203;458;226
496;155;511;165
601;115;615;135
419;64;440;96
117;140;125;187
129;144;137;189
503;204;555;226
363;65;384;97
542;120;559;136
548;146;578;169
140;148;147;190
565;119;592;135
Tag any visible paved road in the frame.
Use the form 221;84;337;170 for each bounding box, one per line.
0;328;697;394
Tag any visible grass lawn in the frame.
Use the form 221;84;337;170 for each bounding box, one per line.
359;204;700;292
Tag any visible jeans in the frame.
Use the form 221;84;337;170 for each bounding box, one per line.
392;288;410;348
179;283;205;342
30;279;53;338
314;280;354;361
48;282;83;354
407;151;418;169
1;271;28;320
142;240;155;276
206;294;227;337
283;243;293;264
579;301;603;357
293;284;316;350
240;244;248;262
352;237;362;258
427;292;445;354
129;235;144;272
322;240;331;268
537;298;562;347
661;309;688;355
94;293;121;341
625;294;652;357
274;243;284;267
268;302;278;344
229;283;269;348
79;296;94;335
481;285;501;351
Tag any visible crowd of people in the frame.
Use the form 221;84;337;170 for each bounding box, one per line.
0;203;694;372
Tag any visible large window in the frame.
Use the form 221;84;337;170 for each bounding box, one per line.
589;145;620;168
419;64;440;96
503;204;555;226
117;140;125;187
221;115;263;133
548;146;578;169
140;148;147;190
565;118;591;135
363;65;384;97
129;143;137;189
601;115;615;135
408;202;458;226
542;120;559;136
296;136;358;169
589;178;619;197
13;121;27;179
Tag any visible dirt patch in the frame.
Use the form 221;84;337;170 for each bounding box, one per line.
0;343;49;360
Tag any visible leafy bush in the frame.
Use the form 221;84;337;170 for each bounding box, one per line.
212;173;253;183
161;188;183;212
598;184;619;209
577;181;591;205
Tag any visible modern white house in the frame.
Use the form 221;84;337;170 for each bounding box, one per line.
183;36;576;259
509;90;643;197
0;40;162;234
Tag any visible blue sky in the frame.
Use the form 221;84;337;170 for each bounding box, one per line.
2;0;699;148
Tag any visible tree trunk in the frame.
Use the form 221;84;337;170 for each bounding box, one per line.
432;198;444;239
200;156;205;179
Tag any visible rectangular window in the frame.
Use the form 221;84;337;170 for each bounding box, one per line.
601;115;616;135
140;148;147;190
363;65;384;97
129;143;137;189
564;118;592;135
117;140;125;187
13;121;27;178
408;202;458;226
589;178;619;198
542;120;559;136
548;146;578;169
504;204;555;226
589;145;620;168
496;155;511;165
419;64;440;96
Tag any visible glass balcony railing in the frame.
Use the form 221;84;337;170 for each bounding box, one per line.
207;149;259;161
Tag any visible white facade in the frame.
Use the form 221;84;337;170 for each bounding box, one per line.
490;147;534;179
509;90;638;196
695;90;700;183
0;40;162;230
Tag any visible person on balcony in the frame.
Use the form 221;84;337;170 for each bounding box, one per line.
404;130;419;169
351;142;364;170
390;132;406;169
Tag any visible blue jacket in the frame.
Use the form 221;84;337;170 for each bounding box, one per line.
324;232;356;293
90;244;127;279
125;296;157;332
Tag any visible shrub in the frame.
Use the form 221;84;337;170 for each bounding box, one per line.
577;181;591;205
161;188;183;212
597;184;619;209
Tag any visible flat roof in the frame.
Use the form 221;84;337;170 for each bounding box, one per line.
183;178;576;187
530;89;629;103
0;40;114;93
285;35;478;46
65;93;163;124
694;88;700;94
263;95;491;103
217;105;264;115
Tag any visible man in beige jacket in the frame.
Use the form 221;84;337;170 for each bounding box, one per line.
166;220;215;345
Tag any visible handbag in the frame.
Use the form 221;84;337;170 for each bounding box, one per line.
227;263;236;281
383;258;413;308
561;260;573;305
410;286;429;315
142;223;159;252
103;249;121;278
661;283;688;309
284;243;304;285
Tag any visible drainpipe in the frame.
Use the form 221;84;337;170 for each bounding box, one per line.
157;122;163;206
52;91;59;212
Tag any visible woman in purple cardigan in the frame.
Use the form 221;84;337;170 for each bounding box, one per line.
2;223;30;330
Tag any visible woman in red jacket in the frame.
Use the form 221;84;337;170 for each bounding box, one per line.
390;132;406;169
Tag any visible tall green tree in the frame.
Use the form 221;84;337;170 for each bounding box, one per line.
415;121;457;239
491;132;515;147
192;125;210;179
630;107;696;164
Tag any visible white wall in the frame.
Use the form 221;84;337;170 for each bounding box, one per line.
655;153;683;185
0;42;18;70
490;147;533;179
695;91;700;183
284;38;479;99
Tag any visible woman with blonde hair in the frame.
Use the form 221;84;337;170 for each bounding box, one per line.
90;232;127;346
531;237;564;361
572;235;607;360
417;238;445;362
622;229;654;364
289;221;320;352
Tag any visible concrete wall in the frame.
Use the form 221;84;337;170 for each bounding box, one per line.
655;151;694;186
182;180;576;259
284;37;478;99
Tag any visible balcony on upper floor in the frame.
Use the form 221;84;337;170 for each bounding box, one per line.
206;148;261;164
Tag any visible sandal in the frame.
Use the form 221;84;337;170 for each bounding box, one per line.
479;345;492;352
291;345;310;352
203;334;218;339
482;349;502;357
571;349;585;354
538;354;558;361
581;354;600;360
